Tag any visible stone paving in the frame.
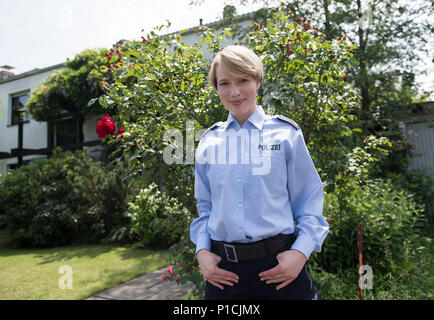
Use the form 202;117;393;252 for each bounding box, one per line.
86;268;195;300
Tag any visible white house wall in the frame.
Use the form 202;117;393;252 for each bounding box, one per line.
0;68;60;173
83;114;104;161
0;68;105;173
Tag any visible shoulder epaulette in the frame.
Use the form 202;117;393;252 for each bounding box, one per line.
199;121;222;140
274;115;300;130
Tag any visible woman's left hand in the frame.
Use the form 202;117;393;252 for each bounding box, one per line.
258;249;307;290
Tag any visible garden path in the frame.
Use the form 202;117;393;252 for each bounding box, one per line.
85;267;195;300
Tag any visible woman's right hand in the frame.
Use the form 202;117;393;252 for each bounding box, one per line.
196;249;239;290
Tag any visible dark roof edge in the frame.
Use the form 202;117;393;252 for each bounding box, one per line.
0;62;65;85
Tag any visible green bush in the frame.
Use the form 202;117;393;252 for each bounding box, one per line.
310;235;433;300
315;178;426;273
65;151;137;243
0;149;85;247
27;48;112;123
387;170;434;227
128;183;192;247
167;231;204;298
0;148;134;247
308;266;359;300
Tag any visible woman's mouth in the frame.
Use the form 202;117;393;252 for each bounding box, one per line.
229;99;246;107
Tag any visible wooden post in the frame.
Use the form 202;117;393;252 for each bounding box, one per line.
17;108;25;167
47;120;54;158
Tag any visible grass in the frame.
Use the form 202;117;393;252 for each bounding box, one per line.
0;231;170;300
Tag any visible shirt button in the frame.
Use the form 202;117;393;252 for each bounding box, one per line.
238;203;242;208
237;177;242;182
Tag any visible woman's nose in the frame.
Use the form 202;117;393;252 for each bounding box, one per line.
230;85;240;96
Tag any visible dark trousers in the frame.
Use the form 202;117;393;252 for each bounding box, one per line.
204;237;319;300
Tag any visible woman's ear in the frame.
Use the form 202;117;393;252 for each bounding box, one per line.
256;81;262;91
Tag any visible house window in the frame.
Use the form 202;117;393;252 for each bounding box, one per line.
54;117;78;146
11;93;30;125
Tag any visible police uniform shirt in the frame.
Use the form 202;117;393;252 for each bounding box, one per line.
190;105;329;260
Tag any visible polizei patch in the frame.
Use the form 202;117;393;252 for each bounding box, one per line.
258;143;281;151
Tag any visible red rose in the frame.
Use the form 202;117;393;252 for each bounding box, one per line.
100;114;112;122
105;53;112;61
116;126;124;136
96;114;116;138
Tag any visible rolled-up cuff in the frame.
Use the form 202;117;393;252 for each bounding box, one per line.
291;233;316;260
195;234;211;256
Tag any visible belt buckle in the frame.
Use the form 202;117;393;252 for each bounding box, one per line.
224;244;238;263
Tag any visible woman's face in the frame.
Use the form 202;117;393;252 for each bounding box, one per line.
215;65;260;124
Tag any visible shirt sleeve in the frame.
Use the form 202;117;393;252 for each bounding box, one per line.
286;129;329;260
190;145;212;255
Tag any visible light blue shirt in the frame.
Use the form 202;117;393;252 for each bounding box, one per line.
190;106;329;260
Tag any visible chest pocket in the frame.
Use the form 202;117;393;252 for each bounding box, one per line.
246;152;287;198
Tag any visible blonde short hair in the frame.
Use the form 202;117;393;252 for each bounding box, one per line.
209;45;264;89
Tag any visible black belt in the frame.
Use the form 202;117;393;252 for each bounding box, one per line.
211;233;296;263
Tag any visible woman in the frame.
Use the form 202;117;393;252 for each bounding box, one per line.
190;45;328;300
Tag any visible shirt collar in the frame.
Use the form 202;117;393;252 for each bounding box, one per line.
224;105;266;131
